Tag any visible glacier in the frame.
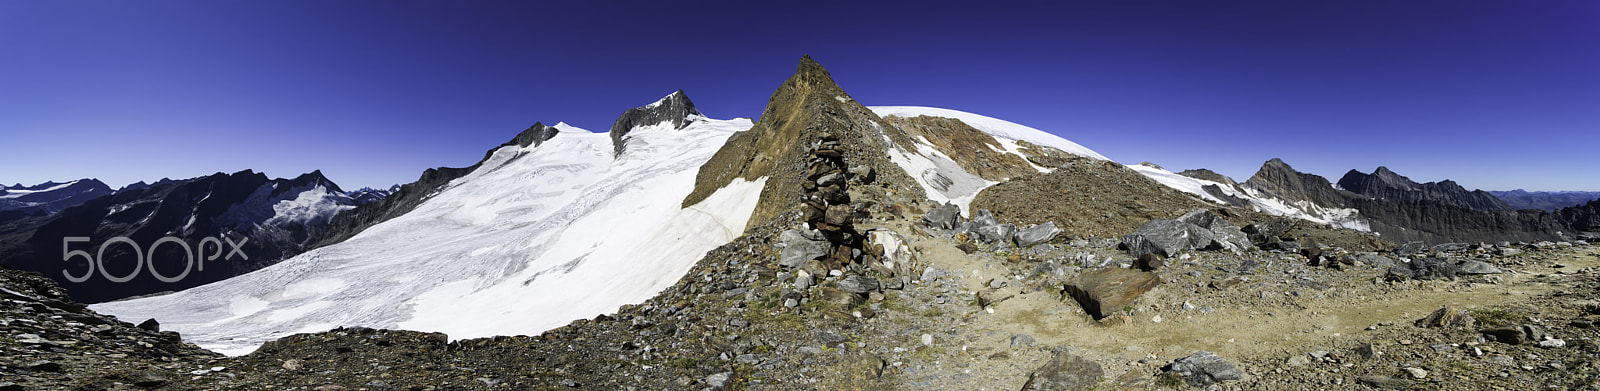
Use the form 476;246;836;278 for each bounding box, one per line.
93;117;765;355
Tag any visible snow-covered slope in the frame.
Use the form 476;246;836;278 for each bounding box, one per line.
93;117;765;355
1126;164;1368;230
870;106;1109;161
868;106;1369;229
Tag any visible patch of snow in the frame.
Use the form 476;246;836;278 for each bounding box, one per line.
869;106;1110;161
0;180;80;199
92;116;760;356
1124;164;1370;231
882;134;996;216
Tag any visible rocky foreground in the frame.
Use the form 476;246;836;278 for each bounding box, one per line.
3;194;1600;390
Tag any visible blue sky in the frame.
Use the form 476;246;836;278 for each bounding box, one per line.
3;1;1596;191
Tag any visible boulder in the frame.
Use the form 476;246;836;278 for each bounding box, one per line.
824;204;853;229
1064;268;1161;319
1163;351;1243;387
848;166;875;184
779;234;830;269
1357;376;1416;389
1356;253;1396;268
866;229;916;277
1022;351;1103;390
1457;260;1503;275
972;209;999;227
1395;241;1426;256
1119;219;1214;258
1386;257;1458;281
922;203;962;230
975;223;1016;245
837;274;880;294
1015;222;1063;247
1242;218;1292;245
1177;209;1251;252
1414;306;1477;329
815;172;845;188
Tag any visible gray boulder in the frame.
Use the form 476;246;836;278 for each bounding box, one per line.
972;209;999;227
1163;351;1243;387
1395;241;1426;256
1457;260;1503;275
976;223;1016;245
837;274;880;294
1022;351;1103;390
1385;257;1458;281
922;203;962;230
779;229;830;268
1356;253;1396;268
1120;219;1215;258
1177;209;1251;252
1015;222;1063;248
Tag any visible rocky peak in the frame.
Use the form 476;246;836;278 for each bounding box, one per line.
1177;168;1238;187
1242;158;1349;208
683;55;923;229
503;122;561;150
608;90;702;156
1338;167;1511;212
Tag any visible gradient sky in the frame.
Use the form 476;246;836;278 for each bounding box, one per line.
3;1;1596;192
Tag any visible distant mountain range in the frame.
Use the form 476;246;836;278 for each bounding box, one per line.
0;172;395;303
1489;190;1600;211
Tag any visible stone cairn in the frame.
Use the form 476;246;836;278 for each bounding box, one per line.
800;132;860;270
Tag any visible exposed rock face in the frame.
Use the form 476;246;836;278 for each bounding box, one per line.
1242;158;1350;208
683;56;923;229
319;122;562;248
1349;197;1565;244
1338;166;1512;211
1242;158;1569;245
1063;267;1161;320
1555;198;1600;232
0;170;357;303
0;179;114;219
608;90;701;156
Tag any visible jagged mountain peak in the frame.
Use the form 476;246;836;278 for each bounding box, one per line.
1242;158;1350;209
501;122;562;150
609;90;703;156
1339;166;1511;211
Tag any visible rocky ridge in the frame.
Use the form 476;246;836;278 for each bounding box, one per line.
0;170;356;303
609;90;701;156
1338;167;1512;212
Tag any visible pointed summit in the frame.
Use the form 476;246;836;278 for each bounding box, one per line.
502;122;561;150
609;90;702;156
683;55;922;228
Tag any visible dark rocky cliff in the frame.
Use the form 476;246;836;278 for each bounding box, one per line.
1338;167;1512;212
608;90;701;156
1242;158;1351;208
